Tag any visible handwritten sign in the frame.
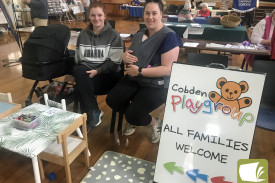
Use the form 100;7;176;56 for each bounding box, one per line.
154;63;265;183
42;107;61;117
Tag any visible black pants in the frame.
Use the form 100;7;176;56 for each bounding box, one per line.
106;76;168;126
73;64;121;124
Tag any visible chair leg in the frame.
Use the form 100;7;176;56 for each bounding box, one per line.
241;57;246;70
64;163;72;183
37;157;45;180
76;127;91;156
110;110;116;133
84;145;90;168
117;112;124;131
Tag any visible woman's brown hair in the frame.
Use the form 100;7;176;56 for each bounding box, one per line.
88;1;107;15
87;1;107;29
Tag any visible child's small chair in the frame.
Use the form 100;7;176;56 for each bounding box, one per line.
0;92;13;102
43;93;91;156
38;93;90;183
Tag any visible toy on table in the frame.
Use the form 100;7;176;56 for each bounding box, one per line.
12;114;41;130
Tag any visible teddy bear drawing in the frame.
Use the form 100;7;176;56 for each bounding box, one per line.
209;77;252;112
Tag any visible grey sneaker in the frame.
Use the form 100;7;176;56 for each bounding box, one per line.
123;123;136;136
150;119;162;143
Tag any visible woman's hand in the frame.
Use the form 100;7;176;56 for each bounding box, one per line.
122;50;138;64
261;39;271;46
125;65;139;77
86;70;98;78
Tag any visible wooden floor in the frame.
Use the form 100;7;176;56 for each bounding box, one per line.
0;17;274;183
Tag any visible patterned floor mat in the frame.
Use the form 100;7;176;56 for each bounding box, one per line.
81;151;156;183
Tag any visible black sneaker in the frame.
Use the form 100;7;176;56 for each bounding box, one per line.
87;110;104;129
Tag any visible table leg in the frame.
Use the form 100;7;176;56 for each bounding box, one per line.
32;156;41;183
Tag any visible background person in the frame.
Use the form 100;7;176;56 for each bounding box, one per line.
106;0;182;144
197;3;210;17
178;0;194;23
82;0;90;22
245;9;275;67
184;0;191;11
251;9;275;46
22;0;48;27
178;7;194;23
72;2;123;132
131;0;140;6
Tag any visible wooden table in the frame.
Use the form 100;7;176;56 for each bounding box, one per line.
182;38;270;55
0;103;83;183
17;26;35;33
16;26;35;49
68;31;133;49
0;101;21;119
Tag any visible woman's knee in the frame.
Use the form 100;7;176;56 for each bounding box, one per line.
125;105;151;126
106;91;124;111
106;93;115;109
106;84;130;112
72;65;87;79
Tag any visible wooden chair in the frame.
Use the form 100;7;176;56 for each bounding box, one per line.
43;93;91;156
38;94;90;183
0;92;13;102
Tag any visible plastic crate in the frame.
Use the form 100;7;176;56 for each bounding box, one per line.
12;114;41;130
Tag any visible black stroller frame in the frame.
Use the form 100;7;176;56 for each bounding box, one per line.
20;24;73;106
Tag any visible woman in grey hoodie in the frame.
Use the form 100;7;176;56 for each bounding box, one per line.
73;1;123;131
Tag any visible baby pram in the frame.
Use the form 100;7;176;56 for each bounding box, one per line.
20;24;74;106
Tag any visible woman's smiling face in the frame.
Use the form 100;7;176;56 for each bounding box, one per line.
144;2;162;31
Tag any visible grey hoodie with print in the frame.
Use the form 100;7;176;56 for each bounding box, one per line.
75;22;123;74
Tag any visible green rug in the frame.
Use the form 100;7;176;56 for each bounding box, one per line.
81;151;156;183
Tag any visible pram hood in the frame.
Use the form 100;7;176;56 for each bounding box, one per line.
20;24;70;64
21;24;73;81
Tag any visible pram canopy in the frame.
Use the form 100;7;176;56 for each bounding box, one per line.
21;24;73;81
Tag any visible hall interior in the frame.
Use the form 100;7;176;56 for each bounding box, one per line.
0;11;274;183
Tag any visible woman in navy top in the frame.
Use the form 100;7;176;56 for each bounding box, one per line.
106;0;182;144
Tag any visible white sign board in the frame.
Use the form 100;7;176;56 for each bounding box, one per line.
154;63;265;183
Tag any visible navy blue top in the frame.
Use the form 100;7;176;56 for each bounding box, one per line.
149;32;183;66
